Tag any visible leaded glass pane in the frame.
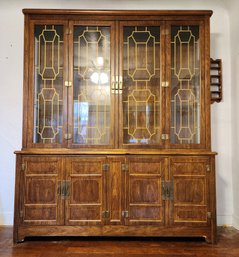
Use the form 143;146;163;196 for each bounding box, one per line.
122;26;161;145
170;26;200;144
33;25;64;144
73;26;111;145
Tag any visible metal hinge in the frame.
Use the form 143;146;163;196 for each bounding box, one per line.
206;165;211;172
102;164;110;172
162;181;174;200
122;210;129;218
64;133;72;140
161;134;169;140
64;81;72;87
121;164;129;172
102;210;110;219
21;163;25;172
207;212;212;219
162;81;169;88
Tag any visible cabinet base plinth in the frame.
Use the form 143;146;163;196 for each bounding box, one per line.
15;225;216;244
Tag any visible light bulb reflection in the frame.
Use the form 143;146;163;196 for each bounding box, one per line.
90;72;99;84
100;72;109;84
97;56;104;66
90;72;109;84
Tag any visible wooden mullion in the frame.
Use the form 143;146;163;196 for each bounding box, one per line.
204;17;212;150
66;20;74;149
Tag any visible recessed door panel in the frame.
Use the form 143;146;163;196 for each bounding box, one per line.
126;156;166;226
170;157;210;226
65;157;106;225
21;156;63;225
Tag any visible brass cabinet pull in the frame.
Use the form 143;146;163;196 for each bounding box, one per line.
111;76;116;94
118;76;123;94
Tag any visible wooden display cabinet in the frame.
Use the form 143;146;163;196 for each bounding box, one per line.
14;9;216;243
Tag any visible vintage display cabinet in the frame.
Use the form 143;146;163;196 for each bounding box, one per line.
14;9;216;243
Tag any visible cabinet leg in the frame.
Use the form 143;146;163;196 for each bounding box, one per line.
204;234;217;244
13;233;25;244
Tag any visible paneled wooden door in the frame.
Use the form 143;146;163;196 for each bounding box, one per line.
21;156;64;225
65;156;107;225
169;157;211;227
67;21;116;149
118;21;166;149
125;156;167;226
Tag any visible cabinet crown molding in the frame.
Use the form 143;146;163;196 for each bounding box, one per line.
22;9;213;17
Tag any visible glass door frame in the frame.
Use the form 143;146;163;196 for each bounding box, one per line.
67;20;117;149
118;20;167;149
165;20;206;149
27;19;69;148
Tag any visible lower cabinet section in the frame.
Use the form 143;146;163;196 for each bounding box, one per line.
14;154;216;243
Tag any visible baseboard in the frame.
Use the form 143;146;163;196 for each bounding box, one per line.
217;215;232;226
0;212;13;225
232;214;239;230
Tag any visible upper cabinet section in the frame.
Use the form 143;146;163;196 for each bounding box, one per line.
22;10;212;150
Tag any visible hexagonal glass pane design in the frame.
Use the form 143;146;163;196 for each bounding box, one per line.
73;26;111;145
33;25;64;144
123;26;161;144
170;26;200;144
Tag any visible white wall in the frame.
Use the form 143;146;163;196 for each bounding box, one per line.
0;0;233;226
224;0;239;230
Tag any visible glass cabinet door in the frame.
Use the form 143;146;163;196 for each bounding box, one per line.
120;23;164;147
32;23;67;146
169;23;204;147
70;23;114;147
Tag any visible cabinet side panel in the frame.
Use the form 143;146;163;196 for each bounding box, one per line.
13;155;22;243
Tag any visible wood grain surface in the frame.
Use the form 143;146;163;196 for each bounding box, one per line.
1;226;239;257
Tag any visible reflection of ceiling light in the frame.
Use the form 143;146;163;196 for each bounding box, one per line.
100;72;109;84
90;72;109;84
97;56;104;66
90;72;99;84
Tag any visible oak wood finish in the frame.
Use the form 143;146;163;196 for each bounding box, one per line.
21;156;64;225
126;156;166;226
14;9;216;244
65;157;106;225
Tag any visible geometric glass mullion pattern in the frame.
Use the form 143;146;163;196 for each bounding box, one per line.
33;25;64;144
170;26;200;144
123;26;161;145
73;26;111;145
